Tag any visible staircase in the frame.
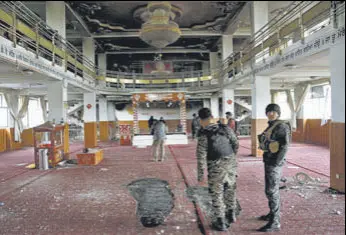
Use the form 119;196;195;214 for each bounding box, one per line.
67;101;83;116
235;98;252;111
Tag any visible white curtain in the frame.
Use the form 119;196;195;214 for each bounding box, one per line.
285;90;296;130
321;86;330;126
290;84;311;130
4;94;29;142
40;96;47;122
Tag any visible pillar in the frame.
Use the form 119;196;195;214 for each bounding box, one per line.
330;39;345;192
97;53;107;75
47;80;67;123
107;102;116;140
221;34;233;84
222;35;233;61
251;1;269;62
203;99;210;109
251;1;269;36
180;99;187;133
210;94;219;119
98;97;109;142
83;37;95;71
209;52;218;72
46;1;66;38
97;53;107;87
83;92;97;148
251;76;271;157
250;1;270;157
222;88;235;120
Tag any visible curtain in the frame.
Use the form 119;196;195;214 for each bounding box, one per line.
17;96;29;132
3;94;30;142
321;86;330;126
290;84;311;131
285;90;296;130
40;96;47;122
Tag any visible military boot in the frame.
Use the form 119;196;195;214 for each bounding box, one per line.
225;209;237;223
211;217;230;231
258;212;273;221
257;218;281;232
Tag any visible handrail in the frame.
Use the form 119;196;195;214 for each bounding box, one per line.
221;1;335;78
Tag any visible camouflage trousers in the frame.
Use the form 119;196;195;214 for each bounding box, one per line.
207;157;237;219
264;163;283;222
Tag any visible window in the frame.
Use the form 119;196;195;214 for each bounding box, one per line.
304;84;331;119
22;98;44;129
276;92;292;120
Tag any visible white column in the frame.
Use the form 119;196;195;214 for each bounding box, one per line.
222;35;233;61
107;102;116;121
252;76;271;119
330;42;345;123
97;53;107;76
203;99;210;109
98;97;108;122
47;80;67;123
46;1;66;39
222;88;235;119
329;37;345;192
83;37;95;70
210;94;219;119
209;52;218;72
251;1;269;36
83;92;96;122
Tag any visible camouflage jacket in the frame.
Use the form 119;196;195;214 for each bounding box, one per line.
261;120;291;166
196;123;239;162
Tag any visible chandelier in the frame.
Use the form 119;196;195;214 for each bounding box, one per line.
139;2;182;48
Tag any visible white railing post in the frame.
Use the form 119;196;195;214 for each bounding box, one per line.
12;6;17;48
35;23;39;59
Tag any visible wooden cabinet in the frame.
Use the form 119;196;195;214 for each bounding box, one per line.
33;121;65;169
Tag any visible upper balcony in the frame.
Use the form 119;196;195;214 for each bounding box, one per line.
0;1;343;94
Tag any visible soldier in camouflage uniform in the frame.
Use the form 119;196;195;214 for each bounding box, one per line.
257;103;291;232
196;108;239;231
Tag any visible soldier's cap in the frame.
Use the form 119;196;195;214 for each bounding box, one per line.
265;103;281;116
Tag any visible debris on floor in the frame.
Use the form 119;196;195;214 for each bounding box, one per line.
127;178;174;227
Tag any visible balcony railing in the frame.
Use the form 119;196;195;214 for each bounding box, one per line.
0;1;343;92
221;1;344;84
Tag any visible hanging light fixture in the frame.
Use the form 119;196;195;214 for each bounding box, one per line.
139;2;182;48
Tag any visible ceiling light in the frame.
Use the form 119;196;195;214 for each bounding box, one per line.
22;69;34;75
284;64;298;69
139;2;182;48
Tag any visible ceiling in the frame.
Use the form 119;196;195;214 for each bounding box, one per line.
0;58;87;96
67;1;246;31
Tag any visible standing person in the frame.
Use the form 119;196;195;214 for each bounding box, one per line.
191;113;201;139
148;116;154;130
225;112;238;135
196;108;239;231
152;119;167;162
257;103;291;232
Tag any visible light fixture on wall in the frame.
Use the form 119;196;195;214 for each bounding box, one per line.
139;2;182;48
22;69;34;75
